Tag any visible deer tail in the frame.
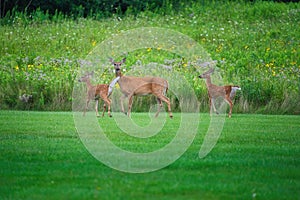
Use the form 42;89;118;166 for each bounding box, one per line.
164;80;169;95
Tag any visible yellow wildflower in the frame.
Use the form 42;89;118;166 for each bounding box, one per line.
28;64;34;70
216;45;222;53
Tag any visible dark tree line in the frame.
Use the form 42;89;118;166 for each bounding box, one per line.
0;0;177;18
1;0;298;18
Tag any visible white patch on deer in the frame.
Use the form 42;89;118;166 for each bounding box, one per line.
108;76;120;96
230;86;241;99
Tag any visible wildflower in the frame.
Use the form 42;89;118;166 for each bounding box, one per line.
216;45;222;53
92;41;97;47
28;64;34;70
25;72;30;80
147;48;152;52
15;66;19;71
266;47;270;52
34;56;41;62
19;94;32;103
163;65;172;70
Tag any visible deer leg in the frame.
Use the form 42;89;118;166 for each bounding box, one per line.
95;99;100;117
103;97;112;117
83;97;90;116
208;97;212;115
120;95;126;115
107;99;112;117
102;102;106;117
211;98;218;115
127;95;134;117
157;95;173;118
155;98;162;117
225;96;233;118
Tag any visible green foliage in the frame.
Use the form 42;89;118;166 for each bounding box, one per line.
0;111;299;199
0;1;299;113
0;0;192;19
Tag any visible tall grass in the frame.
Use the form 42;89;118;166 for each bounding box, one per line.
0;1;299;113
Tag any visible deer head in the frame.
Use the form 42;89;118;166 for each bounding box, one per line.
198;68;214;79
78;71;94;82
110;58;126;76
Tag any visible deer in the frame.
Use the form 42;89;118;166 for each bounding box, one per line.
198;68;241;118
78;72;119;117
109;58;173;118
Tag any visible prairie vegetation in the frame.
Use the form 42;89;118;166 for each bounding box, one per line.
0;1;299;114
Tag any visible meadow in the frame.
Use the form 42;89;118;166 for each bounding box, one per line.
0;110;299;199
0;1;299;114
0;2;300;199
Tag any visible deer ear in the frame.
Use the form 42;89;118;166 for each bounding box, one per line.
122;58;126;63
109;58;114;64
89;71;94;76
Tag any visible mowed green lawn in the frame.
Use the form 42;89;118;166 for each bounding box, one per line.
0;110;299;199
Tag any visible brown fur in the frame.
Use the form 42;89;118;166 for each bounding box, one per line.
199;68;240;118
78;73;112;117
110;58;173;118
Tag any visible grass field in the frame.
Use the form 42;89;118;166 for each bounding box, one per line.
0;110;299;199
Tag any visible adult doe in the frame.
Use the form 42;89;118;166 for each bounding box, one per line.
110;58;173;118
